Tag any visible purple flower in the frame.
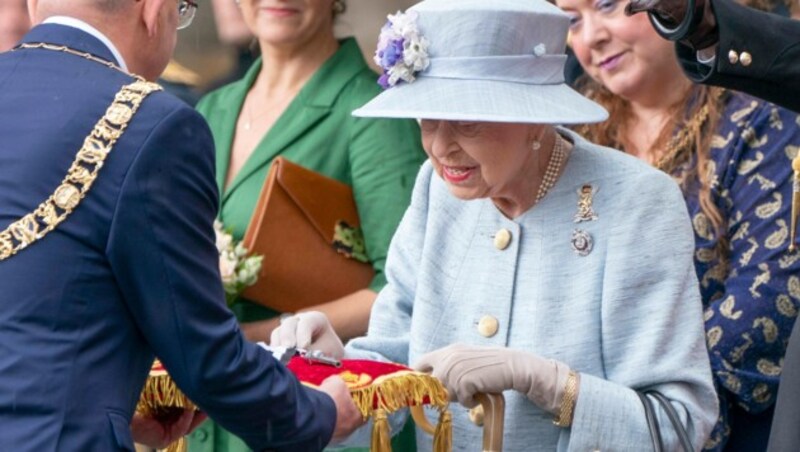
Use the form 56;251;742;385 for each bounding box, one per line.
373;10;429;89
380;38;405;69
378;73;391;90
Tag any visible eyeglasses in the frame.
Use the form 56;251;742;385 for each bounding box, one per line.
177;0;198;30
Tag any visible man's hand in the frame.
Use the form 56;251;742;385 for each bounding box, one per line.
318;376;365;444
130;409;207;449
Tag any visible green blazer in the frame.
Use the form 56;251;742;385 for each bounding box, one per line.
187;38;423;452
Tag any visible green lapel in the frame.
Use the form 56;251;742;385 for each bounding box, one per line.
199;65;256;196
221;38;368;202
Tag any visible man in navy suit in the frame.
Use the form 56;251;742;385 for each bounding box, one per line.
0;0;361;450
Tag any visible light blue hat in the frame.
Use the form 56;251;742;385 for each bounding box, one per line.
353;0;608;124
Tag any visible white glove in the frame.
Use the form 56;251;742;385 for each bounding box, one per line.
413;343;572;413
270;311;345;359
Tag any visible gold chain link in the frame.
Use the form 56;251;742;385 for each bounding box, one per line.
0;44;161;260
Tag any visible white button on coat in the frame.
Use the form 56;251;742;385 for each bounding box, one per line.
494;228;512;250
478;315;499;337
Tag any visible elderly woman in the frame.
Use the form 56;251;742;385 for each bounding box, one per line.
557;0;800;449
273;0;718;450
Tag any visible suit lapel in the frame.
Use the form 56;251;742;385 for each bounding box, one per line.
222;38;367;202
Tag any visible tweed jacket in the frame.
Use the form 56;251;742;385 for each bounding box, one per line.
344;130;719;451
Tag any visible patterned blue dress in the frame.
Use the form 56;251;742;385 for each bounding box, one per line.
682;92;800;450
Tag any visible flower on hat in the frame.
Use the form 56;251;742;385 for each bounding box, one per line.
374;10;430;89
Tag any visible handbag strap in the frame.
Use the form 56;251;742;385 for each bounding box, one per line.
638;390;695;452
637;391;663;452
647;391;695;451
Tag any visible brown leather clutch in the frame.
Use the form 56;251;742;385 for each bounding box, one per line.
240;157;374;312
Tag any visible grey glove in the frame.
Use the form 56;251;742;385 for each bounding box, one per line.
413;343;574;414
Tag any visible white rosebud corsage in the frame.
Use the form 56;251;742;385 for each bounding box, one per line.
214;220;263;305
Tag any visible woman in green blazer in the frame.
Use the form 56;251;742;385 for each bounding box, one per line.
186;1;424;451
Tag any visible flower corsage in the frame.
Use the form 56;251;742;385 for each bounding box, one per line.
214;220;263;306
374;10;430;89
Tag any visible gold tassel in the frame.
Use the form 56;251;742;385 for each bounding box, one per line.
371;409;392;452
432;409;452;452
790;155;800;253
349;372;449;419
136;361;195;452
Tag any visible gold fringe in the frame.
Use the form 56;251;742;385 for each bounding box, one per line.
371;409;392;452
433;409;452;452
349;372;449;419
136;367;194;452
136;373;194;416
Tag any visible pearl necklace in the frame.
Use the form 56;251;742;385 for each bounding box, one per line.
534;134;570;205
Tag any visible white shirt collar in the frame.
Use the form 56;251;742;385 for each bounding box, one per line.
42;16;129;72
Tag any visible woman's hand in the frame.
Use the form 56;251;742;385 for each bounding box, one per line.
270;311;345;359
413;343;573;414
130;409;207;449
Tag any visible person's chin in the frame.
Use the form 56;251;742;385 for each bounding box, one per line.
445;185;485;201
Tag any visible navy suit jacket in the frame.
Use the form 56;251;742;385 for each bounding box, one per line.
675;0;800;112
0;24;335;451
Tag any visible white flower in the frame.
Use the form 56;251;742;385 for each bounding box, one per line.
534;43;547;57
403;36;430;71
389;65;415;85
219;251;237;285
214;219;264;304
387;10;419;36
375;9;429;89
213;220;233;252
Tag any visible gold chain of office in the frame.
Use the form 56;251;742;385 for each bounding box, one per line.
0;43;161;261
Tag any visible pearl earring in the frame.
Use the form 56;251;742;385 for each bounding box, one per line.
531;140;542;151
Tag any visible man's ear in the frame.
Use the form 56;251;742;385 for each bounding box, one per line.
141;0;169;38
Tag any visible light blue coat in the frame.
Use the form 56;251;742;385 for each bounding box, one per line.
343;130;718;451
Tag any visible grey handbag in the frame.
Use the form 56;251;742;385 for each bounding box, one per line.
637;390;696;452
